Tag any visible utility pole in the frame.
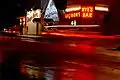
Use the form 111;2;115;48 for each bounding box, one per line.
40;0;49;33
40;11;44;32
40;0;45;33
40;0;44;33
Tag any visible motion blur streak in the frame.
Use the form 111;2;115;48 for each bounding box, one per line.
44;25;100;28
64;61;96;68
73;70;95;80
41;32;117;39
61;69;95;80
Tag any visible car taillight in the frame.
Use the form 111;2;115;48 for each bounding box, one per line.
13;31;16;33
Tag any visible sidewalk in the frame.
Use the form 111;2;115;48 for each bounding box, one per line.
41;32;120;39
18;32;120;39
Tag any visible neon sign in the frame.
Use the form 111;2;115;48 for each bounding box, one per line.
81;6;94;18
65;7;81;12
65;12;81;19
65;6;94;19
27;9;41;22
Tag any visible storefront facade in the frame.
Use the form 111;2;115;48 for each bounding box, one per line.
59;4;108;32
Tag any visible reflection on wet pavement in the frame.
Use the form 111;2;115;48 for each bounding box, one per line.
20;59;120;80
1;36;120;80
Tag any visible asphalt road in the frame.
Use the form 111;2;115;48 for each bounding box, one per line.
0;34;120;80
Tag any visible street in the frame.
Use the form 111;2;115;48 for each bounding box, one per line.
1;0;120;79
1;33;120;80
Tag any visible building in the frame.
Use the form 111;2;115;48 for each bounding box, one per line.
26;9;41;35
18;9;41;35
58;4;108;32
18;0;59;35
61;0;120;35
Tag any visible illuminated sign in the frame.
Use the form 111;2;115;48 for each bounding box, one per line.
20;17;25;26
81;6;94;18
65;7;81;12
65;12;81;19
27;9;41;22
95;6;109;11
65;6;94;19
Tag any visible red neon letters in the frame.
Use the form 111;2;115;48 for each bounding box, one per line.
65;12;81;19
81;6;94;18
65;6;94;19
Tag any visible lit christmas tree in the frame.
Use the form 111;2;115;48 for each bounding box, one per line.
44;0;59;21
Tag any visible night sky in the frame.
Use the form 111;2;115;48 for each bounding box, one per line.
0;0;66;28
0;0;25;27
0;0;40;28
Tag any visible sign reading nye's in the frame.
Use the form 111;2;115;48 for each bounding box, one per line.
65;6;94;19
81;6;94;18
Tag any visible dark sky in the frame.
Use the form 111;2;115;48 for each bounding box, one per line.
0;0;41;27
0;0;25;25
67;0;113;5
0;0;65;25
